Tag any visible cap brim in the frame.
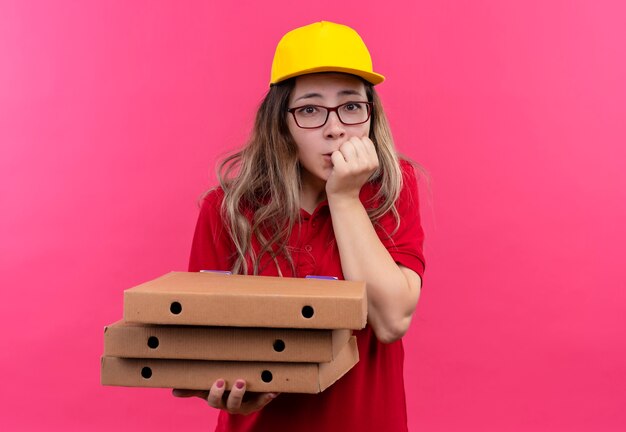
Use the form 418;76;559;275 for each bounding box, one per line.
271;66;385;86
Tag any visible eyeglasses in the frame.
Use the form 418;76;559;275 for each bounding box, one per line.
287;101;373;129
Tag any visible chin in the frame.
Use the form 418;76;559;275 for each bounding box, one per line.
320;167;333;181
311;171;331;186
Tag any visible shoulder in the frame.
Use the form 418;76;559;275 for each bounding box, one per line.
197;187;226;220
396;158;421;211
200;187;225;207
398;158;418;186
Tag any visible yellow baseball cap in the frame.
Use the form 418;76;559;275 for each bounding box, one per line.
270;21;385;86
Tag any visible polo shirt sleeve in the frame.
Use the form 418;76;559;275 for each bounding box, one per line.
188;188;235;273
375;160;426;281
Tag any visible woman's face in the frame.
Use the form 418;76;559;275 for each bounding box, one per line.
287;73;371;190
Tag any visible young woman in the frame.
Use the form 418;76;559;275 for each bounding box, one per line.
174;21;426;432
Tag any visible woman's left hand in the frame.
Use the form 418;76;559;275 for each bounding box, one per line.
326;136;379;200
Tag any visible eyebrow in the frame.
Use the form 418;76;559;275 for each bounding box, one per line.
294;89;364;103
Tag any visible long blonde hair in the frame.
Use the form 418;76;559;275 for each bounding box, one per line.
216;75;404;275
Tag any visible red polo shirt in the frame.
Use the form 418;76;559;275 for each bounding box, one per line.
189;159;425;432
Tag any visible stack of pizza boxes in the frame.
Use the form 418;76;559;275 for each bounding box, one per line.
101;271;366;393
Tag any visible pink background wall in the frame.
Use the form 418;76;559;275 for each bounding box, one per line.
1;1;625;430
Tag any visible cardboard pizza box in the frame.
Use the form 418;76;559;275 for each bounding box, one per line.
123;272;367;329
101;336;359;394
104;320;352;362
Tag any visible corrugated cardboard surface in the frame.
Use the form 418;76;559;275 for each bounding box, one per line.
123;272;367;329
101;337;359;393
104;320;352;362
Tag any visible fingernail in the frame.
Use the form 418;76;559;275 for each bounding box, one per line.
216;380;224;388
235;381;245;389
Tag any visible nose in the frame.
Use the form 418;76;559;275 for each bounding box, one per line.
323;111;345;139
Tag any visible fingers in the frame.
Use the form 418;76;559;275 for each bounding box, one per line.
339;137;359;162
337;137;378;168
327;136;379;198
174;380;279;416
225;380;246;412
257;392;279;410
330;149;348;170
330;137;378;180
234;391;279;415
220;380;279;415
206;379;227;409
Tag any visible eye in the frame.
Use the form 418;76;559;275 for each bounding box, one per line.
343;102;364;112
297;105;319;115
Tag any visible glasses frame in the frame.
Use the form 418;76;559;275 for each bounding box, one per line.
287;101;373;129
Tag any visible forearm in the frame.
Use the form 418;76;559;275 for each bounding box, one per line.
328;195;421;343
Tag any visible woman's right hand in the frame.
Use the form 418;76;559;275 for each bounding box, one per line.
172;379;279;416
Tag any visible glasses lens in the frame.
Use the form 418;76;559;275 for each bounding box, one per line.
294;106;328;128
337;102;370;125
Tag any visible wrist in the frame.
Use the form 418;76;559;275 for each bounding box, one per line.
327;193;364;211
